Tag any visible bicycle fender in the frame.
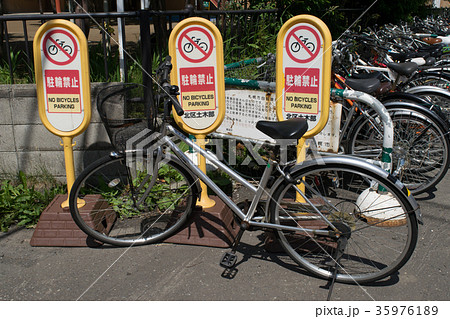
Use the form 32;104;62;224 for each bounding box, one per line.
405;85;450;98
267;156;423;225
380;92;433;106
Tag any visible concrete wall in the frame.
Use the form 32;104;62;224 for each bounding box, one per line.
0;82;122;180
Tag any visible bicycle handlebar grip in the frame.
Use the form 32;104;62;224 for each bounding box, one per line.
162;82;184;116
171;94;184;116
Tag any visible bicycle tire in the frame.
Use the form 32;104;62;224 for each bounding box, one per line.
183;42;193;53
63;45;73;55
348;106;450;195
413;91;450;122
381;92;450;125
199;42;208;52
291;42;301;53
69;152;198;247
407;72;450;90
306;42;315;52
269;158;418;284
48;45;58;55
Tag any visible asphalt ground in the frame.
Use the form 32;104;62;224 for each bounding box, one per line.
1;171;450;305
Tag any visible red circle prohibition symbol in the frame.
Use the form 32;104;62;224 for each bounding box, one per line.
285;25;321;63
43;29;78;66
178;27;214;63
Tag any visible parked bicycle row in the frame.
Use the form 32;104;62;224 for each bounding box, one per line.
70;56;421;286
67;15;439;288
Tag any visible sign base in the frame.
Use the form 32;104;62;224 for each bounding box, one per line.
30;194;107;247
164;196;239;248
31;194;238;248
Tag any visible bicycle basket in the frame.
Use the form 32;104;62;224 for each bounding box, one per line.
96;83;152;151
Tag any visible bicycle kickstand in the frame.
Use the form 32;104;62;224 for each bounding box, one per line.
325;236;348;301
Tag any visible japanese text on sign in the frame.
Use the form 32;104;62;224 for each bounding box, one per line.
180;67;216;111
284;68;320;115
45;69;81;113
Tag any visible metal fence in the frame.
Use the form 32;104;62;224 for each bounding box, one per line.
0;11;139;84
0;6;279;84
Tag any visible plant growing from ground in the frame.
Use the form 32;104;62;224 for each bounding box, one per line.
0;49;34;84
0;171;66;232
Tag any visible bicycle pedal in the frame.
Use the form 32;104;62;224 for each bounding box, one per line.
219;252;238;268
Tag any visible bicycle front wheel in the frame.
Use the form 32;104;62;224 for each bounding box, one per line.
69;153;198;247
413;91;450;121
269;159;418;284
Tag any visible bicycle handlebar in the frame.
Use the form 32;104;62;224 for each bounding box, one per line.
158;56;184;116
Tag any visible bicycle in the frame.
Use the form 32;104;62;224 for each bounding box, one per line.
332;73;450;195
223;55;450;195
69;56;421;284
48;39;73;56
183;36;208;53
291;36;315;53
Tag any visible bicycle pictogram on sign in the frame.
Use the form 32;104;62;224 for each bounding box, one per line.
178;27;214;63
285;25;321;63
43;29;78;66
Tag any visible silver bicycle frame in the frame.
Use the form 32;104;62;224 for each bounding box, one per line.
161;124;337;237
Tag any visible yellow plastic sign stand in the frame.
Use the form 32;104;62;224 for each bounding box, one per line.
33;19;91;208
276;15;332;201
169;17;225;208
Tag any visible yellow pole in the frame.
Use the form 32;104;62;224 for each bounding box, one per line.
296;137;307;203
60;136;84;208
195;134;216;208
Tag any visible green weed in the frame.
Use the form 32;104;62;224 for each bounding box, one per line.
0;171;66;232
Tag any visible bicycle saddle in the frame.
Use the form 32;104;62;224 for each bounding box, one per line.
256;118;308;140
421;37;442;45
351;71;383;80
345;77;381;94
387;62;418;76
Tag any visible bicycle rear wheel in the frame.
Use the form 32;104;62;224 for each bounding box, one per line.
348;107;450;194
69;152;198;246
269;159;418;284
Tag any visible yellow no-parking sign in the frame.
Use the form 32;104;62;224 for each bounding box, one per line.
34;19;91;207
34;19;91;136
169;17;225;136
276;15;332;139
169;17;225;208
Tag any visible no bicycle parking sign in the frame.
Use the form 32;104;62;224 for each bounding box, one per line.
34;19;91;136
169;17;225;135
276;15;332;139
